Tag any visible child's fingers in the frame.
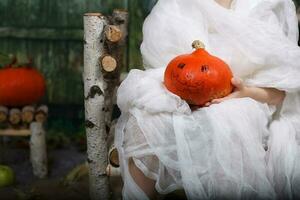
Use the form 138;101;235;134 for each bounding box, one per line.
211;98;223;104
207;90;242;106
231;77;244;90
211;93;237;104
204;102;211;107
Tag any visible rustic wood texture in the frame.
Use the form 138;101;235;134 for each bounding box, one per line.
83;13;109;200
103;10;128;132
0;129;31;136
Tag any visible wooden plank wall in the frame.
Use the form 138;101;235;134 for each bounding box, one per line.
0;0;129;104
0;0;103;105
0;0;157;105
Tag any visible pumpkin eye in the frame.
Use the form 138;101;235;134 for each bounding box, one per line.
201;65;209;72
177;63;186;69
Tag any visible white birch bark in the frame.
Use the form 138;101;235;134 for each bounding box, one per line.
30;122;47;178
83;13;109;200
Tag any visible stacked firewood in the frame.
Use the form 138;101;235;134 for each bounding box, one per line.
0;105;48;133
0;105;48;178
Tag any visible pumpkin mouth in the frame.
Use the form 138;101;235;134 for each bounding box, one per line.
170;70;204;91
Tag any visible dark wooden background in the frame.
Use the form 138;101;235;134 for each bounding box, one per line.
0;0;156;105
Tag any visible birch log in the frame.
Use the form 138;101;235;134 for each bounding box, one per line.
30;122;47;178
83;13;109;200
35;105;48;123
103;10;129;129
9;108;21;125
22;106;35;124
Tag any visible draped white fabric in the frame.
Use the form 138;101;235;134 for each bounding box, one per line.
115;0;300;199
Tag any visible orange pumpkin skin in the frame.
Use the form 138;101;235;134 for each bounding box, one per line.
164;41;233;106
0;67;46;106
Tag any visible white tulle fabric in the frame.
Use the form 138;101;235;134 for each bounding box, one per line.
115;0;300;199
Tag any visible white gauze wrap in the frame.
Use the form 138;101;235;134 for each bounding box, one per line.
115;0;300;199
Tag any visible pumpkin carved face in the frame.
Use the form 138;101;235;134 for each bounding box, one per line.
0;66;46;106
164;40;233;106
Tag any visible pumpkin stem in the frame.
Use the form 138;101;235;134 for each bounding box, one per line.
192;40;205;50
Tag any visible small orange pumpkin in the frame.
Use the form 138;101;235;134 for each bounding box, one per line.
164;40;233;106
0;65;46;106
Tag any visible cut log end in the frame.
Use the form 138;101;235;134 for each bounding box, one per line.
35;113;47;123
108;147;119;167
0;113;7;123
36;105;49;114
35;105;48;123
0;106;8;123
105;25;122;43
84;13;103;17
9;108;21;125
22;106;35;123
100;55;117;72
22;112;35;123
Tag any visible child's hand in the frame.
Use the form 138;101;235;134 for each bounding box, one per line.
205;77;286;107
205;77;247;107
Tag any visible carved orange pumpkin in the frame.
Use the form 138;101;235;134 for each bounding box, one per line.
0;66;46;106
164;40;233;106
